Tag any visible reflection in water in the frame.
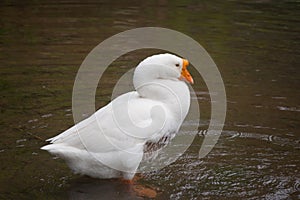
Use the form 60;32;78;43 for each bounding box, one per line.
0;0;299;199
68;177;141;200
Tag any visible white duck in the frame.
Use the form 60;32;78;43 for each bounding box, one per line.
41;53;194;180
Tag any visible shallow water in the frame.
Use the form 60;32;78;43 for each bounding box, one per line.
0;0;299;199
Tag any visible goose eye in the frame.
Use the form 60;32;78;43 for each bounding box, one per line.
175;63;180;67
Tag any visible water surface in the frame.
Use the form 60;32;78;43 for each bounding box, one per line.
0;0;299;199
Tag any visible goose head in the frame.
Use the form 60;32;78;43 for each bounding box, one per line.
133;53;194;91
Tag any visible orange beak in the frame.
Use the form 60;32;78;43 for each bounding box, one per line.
180;59;194;84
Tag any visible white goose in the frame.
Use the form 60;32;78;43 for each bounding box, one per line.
41;53;194;180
